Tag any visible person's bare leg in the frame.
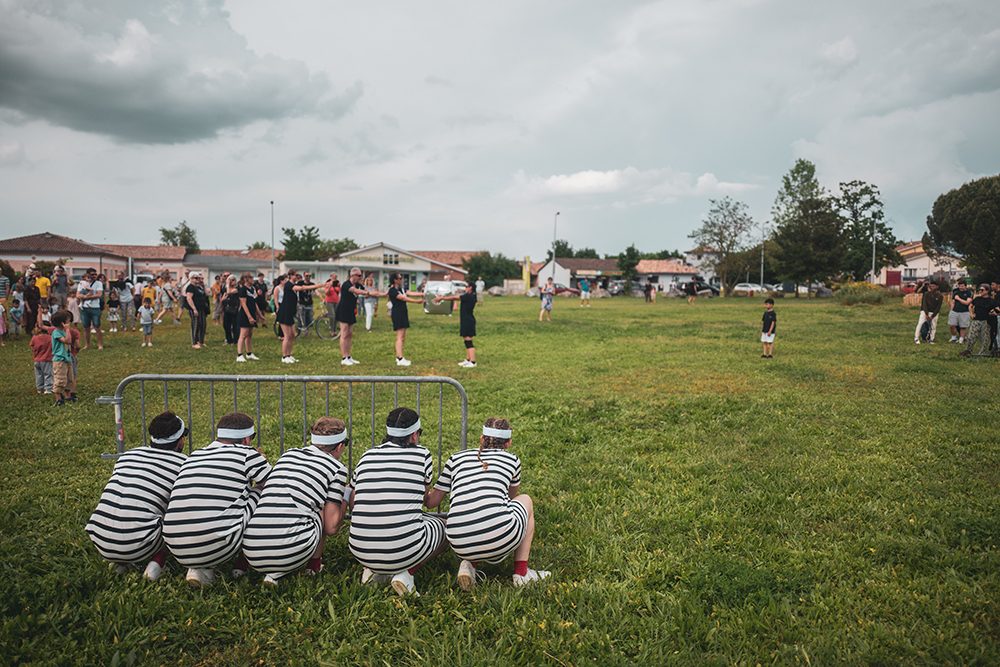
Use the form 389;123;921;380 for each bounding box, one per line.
96;327;103;350
395;329;405;358
245;330;253;355
237;329;246;356
513;494;535;561
281;324;295;356
311;533;326;559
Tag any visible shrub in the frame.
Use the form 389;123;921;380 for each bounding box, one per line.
835;281;888;305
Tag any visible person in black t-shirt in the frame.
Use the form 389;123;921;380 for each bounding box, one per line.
948;279;973;343
434;282;478;367
760;298;776;359
275;269;330;364
386;272;425;367
222;276;240;346
296;272;316;330
253;274;269;319
960;284;998;358
335;267;372;366
236;272;263;362
184;273;210;348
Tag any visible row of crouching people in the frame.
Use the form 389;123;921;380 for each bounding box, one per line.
85;408;548;595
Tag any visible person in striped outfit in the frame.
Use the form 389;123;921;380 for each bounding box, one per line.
242;417;349;586
348;407;447;596
426;417;550;590
162;413;271;588
85;412;188;582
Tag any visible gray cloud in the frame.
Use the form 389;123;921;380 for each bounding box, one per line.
0;1;362;144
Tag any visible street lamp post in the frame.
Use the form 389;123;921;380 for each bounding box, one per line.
270;200;275;281
759;220;766;289
551;211;560;280
870;215;877;284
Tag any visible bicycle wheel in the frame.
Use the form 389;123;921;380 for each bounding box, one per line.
315;316;340;340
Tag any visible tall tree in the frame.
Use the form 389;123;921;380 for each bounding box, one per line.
574;247;600;259
772;196;845;291
247;241;270;251
835;180;901;281
640;249;684;260
617;244;641;290
688;196;756;295
315;238;359;260
280;226;323;261
463;252;520;288
159;220;200;253
772;159;824;229
924;174;1000;280
545;239;575;263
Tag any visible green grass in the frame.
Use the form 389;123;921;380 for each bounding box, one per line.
1;297;997;666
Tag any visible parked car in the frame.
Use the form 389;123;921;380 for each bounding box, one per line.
691;280;719;297
607;280;627;296
423;280;463;314
733;282;766;295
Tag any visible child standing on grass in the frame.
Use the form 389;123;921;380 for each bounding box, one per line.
243;416;348;587
425;418;551;590
0;300;7;346
50;311;76;406
85;412;188;582
10;299;23;338
761;298;776;359
107;287;120;333
162;412;271;588
139;297;155;347
29;325;53;394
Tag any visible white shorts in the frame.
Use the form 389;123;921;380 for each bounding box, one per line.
580;291;590;300
947;311;970;328
761;332;775;343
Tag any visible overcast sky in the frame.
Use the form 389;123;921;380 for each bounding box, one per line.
0;0;997;258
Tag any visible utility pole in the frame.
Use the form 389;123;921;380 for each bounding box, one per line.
551;211;560;280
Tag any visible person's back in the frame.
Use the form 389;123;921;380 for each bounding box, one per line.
30;330;52;362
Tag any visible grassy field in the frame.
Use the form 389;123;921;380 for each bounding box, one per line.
0;296;997;666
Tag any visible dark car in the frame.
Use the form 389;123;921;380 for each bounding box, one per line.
690;280;719;297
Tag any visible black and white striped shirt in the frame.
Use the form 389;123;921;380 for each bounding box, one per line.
162;442;271;568
434;449;525;562
85;447;187;564
348;442;438;573
242;446;347;574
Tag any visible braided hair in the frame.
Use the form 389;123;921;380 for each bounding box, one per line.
477;417;511;470
311;416;346;453
386;407;420;446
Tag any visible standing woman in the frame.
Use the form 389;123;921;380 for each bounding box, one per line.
538;277;554;322
275;269;329;364
236;273;262;363
222;276;240;347
426;418;550;589
335;267;370;366
386;272;424;367
434;282;478;367
184;273;209;349
362;275;380;332
321;273;340;336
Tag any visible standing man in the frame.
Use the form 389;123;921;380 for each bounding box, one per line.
34;268;51;305
297;272;315;330
947;279;973;343
475;276;486;305
22;267;41;330
51;266;71;308
579;277;591;307
253;273;269;322
914;282;942;345
685;280;698;305
77;268;104;350
185;272;210;349
335;267;369;366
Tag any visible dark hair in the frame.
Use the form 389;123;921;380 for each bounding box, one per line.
764;298;774;305
51;310;70;327
390;272;402;284
478;417;511;470
149;411;186;451
386;407;420;446
217;412;255;442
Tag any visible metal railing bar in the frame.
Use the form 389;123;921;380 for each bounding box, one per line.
162;381;168;410
279;381;285;454
370;382;376;450
186;381;193;453
255;381;261;448
302;382;308;446
139;380;147;446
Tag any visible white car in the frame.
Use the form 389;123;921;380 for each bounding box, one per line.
733;282;766;295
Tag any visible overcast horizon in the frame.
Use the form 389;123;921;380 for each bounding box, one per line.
1;0;997;259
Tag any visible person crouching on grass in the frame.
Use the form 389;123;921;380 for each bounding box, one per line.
386;272;425;366
348;408;447;596
761;298;776;359
425;418;551;590
162;412;271;588
433;282;478;367
85;412;188;581
243;417;349;586
50;311;77;405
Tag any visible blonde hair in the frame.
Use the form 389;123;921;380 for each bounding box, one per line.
477;417;511;470
311;417;347;450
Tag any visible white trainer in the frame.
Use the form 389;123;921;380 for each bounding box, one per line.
914;339;920;345
458;360;472;367
457;560;477;591
185;568;216;588
360;567;392;586
391;570;419;596
512;568;551;588
236;355;247;363
341;358;353;366
143;560;163;582
348;357;360;365
281;356;296;364
263;574;279;587
247;353;260;360
396;358;412;367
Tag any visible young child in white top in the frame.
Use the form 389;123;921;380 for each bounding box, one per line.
139;298;156;347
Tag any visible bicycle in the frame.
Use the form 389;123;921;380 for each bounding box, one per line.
273;313;341;340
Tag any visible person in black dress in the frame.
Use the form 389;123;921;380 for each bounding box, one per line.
386;272;425;367
184;273;210;349
222;276;240;346
434;282;478;367
275;269;330;364
335;267;372;366
236;272;263;363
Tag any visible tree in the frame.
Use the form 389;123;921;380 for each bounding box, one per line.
772;196;845;291
836;180;901;280
247;241;270;251
545;239;575;263
0;259;14;282
281;226;323;261
772;159;824;229
924;174;1000;280
574;247;600;259
640;249;684;260
463;252;520;288
617;244;641;291
315;238;359;260
688;196;756;295
159;220;200;253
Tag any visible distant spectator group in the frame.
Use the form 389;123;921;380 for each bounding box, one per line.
913;278;1000;357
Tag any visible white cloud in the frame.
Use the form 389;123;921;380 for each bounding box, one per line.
0;139;27;166
821;37;858;66
509;167;758;201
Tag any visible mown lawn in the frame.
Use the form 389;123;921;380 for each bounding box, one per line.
0;296;997;666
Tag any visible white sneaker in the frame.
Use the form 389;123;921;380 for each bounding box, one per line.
360;567;392;586
236;355;247;363
950;336;958;343
457;560;477;591
512;568;551;588
341;358;353;366
140;342;146;348
396;357;411;367
282;356;296;364
231;566;248;579
143;560;163;582
914;339;920;345
247;353;260;360
348;357;360;365
959;337;965;344
263;574;279;587
391;570;419;596
458;360;472;367
147;342;153;347
154;319;162;324
185;568;215;588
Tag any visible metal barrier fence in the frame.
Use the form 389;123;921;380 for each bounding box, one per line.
96;374;468;479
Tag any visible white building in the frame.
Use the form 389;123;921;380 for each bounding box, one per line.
874;241;965;287
281;242;467;291
684;246;720;285
635;259;698;289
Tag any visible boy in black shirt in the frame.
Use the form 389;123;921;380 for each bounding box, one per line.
761;298;776;359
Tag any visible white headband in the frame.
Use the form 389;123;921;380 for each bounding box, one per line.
311;431;348;446
482;426;512;440
150;418;186;444
386;419;421;438
217;426;255;440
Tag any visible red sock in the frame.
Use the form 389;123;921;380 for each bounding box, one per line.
152;549;167;567
514;560;528;576
408;565;419;575
307;557;322;572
